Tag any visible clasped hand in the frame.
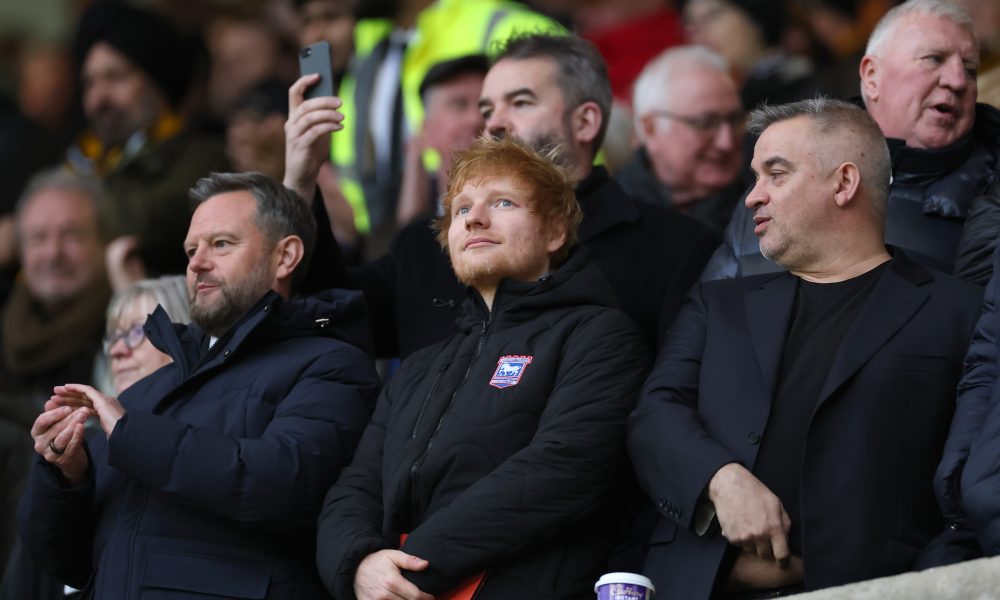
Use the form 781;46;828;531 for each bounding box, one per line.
30;384;126;485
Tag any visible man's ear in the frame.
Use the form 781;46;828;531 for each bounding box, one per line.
545;224;568;255
833;162;862;208
571;101;603;148
859;55;879;103
273;235;305;285
639;113;658;144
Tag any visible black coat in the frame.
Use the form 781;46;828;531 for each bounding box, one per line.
935;243;1000;556
628;251;981;598
314;166;718;357
316;250;650;599
701;103;1000;282
17;290;380;599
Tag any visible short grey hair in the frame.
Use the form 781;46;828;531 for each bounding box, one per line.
105;275;191;337
632;45;730;141
15;168;108;239
188;172;316;288
865;0;976;58
493;34;612;156
750;99;891;219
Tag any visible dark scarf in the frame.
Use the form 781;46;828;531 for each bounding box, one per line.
2;277;111;380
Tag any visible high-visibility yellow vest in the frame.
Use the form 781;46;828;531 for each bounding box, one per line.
332;0;563;235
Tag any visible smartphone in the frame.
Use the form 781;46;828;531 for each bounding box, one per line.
299;41;335;100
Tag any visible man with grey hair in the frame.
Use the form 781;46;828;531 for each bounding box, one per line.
702;0;1000;284
629;98;982;597
616;46;747;234
16;171;379;598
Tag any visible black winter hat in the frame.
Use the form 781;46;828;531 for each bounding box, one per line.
73;1;196;107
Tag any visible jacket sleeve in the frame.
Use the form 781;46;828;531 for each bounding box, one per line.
936;246;998;520
104;343;378;531
17;452;96;588
315;382;396;598
952;250;1000;552
400;311;649;592
954;184;1000;286
627;285;741;532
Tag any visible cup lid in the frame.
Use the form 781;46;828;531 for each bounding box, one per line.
594;572;656;592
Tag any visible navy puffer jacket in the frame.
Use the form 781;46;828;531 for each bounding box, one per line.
18;289;380;599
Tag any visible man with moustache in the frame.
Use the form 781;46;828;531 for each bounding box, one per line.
17;172;379;599
316;137;649;600
285;34;718;355
702;0;1000;283
628;99;982;597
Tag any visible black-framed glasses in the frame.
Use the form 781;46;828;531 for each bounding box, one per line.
103;323;146;354
648;109;746;134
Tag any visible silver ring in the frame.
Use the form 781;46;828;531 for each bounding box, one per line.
48;439;65;455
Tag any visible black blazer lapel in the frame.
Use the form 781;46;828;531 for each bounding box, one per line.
744;273;797;398
816;256;932;406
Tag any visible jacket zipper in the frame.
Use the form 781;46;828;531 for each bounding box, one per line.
408;300;495;524
411;364;448;439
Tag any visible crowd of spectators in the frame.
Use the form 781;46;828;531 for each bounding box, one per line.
1;0;1000;597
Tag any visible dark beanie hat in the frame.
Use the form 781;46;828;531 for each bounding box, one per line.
73;1;196;107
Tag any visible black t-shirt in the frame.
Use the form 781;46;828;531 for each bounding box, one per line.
753;261;889;555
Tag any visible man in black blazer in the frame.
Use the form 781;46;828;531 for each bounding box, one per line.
628;98;983;599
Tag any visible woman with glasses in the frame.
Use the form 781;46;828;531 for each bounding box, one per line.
102;276;190;394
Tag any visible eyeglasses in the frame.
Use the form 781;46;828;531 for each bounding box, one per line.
103;323;146;354
648;109;746;134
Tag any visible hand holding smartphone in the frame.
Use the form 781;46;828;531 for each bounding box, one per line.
299;41;335;100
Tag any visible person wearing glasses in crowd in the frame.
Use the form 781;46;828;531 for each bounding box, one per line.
101;276;190;394
617;46;747;234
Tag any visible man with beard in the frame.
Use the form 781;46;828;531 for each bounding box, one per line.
69;2;228;278
285;33;719;356
324;0;558;258
316;137;650;600
17;172;379;599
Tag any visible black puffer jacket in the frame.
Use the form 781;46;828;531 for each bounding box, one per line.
316;249;650;599
701;102;1000;282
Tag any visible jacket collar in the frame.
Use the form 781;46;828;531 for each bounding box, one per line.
456;246;619;333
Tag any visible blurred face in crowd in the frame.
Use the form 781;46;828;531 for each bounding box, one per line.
298;0;355;74
82;41;167;147
480;58;574;157
745;116;835;271
640;66;744;205
423;72;486;166
861;13;979;149
184;192;276;337
447;176;565;293
685;0;763;75
18;188;105;310
207;18;281;118
106;296;172;393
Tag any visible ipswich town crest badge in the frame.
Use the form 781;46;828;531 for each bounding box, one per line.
489;355;533;389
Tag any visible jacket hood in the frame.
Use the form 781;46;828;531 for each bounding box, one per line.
456;246;620;333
